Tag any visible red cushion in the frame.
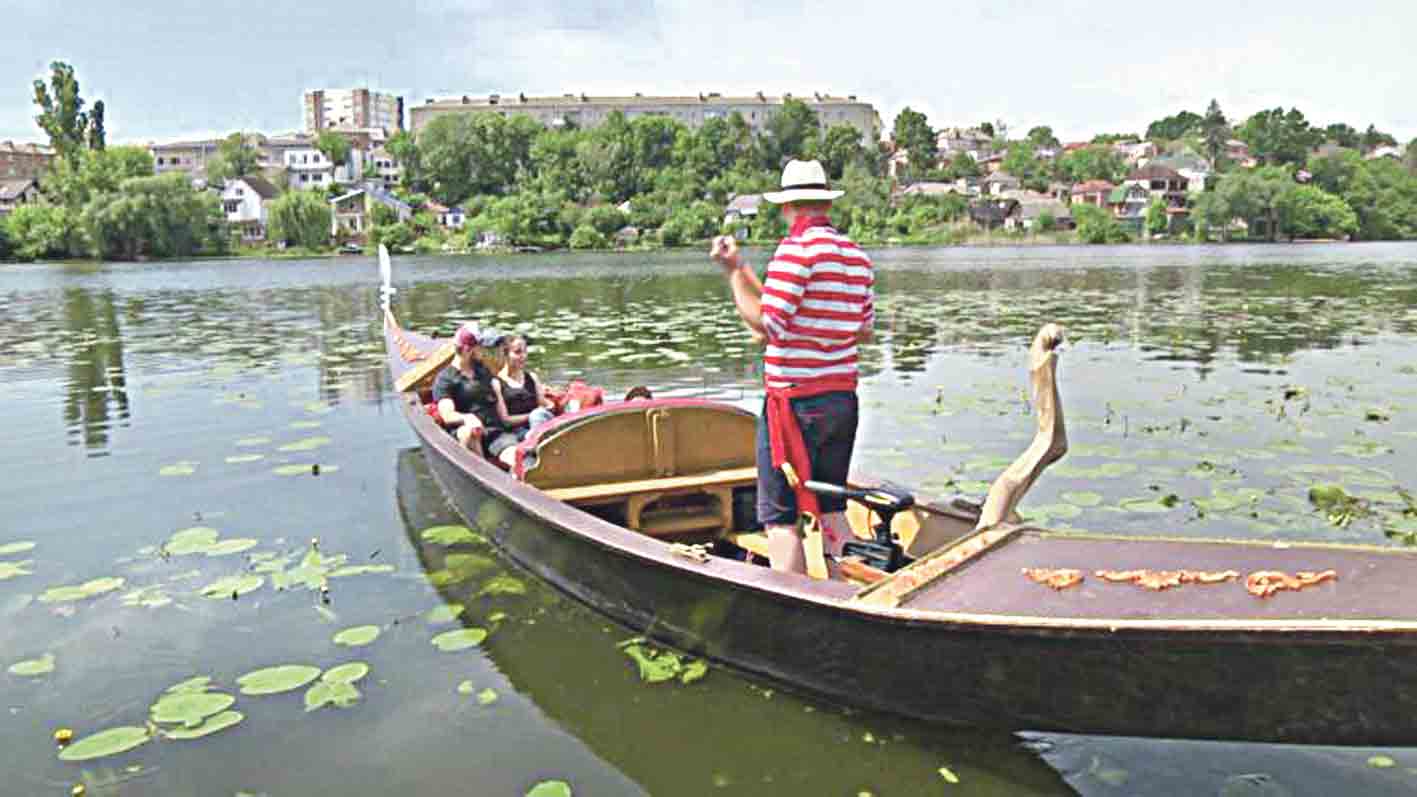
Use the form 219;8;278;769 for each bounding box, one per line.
424;402;445;425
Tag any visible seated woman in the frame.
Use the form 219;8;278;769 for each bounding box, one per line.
432;323;504;457
487;333;556;467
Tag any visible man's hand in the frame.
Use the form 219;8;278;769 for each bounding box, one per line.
710;235;743;275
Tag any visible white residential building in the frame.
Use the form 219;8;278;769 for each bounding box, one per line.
220;176;280;240
304;88;404;134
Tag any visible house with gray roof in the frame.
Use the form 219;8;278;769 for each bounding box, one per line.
221;176;281;240
0;178;41;217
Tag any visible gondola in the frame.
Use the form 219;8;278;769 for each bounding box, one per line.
380;247;1417;745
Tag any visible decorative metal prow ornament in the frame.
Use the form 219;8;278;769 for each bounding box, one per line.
976;323;1068;531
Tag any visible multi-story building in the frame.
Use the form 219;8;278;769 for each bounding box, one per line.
304;88;404;134
0;141;56;180
150;139;222;177
410;92;880;144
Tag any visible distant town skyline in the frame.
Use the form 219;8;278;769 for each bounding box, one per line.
3;0;1413;146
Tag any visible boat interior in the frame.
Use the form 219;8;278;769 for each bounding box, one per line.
407;366;982;581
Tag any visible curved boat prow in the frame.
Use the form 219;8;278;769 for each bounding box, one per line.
975;323;1068;530
379;243;396;312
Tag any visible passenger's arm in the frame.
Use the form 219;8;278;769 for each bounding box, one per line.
533;372;555;411
492;379;533;427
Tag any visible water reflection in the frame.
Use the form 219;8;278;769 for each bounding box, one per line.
394;447;1074;796
61;287;130;452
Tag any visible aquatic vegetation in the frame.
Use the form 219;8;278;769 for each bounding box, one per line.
0;560;34;580
9;652;55;676
162;710;244;740
57;727;152;762
0;540;37;556
149;692;236;727
159;461;198;477
163;527;221;556
272;463;340;476
277;435;331;452
477;575;527;598
420;525;483;546
525;781;572;797
304;662;370;711
431;628;488;652
237;665;322;696
39;577;125;603
617;638;708;684
200;575;264;599
425;603;465;624
332;626;380;647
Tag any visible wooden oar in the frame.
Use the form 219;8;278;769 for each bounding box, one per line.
975;323;1068;530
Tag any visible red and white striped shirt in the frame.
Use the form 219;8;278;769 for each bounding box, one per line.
759;215;874;391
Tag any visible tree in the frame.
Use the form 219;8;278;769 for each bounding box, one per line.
1215;166;1292;240
1237;108;1321;166
207;132;263;183
1359;124;1397;153
1201;100;1230;169
83;173;225;260
1190;188;1233;241
761;99;820;167
1145;196;1169;236
1406;139;1417;174
5;204;83;260
1146;111;1203;142
1325;123;1360;149
386;129;420;189
1276;185;1358;240
1025;126;1060;150
892;107;937;181
940;151;981;180
1056;145;1126;183
32;61;103;162
1073;203;1129;244
268;189;332;249
1002;142;1044;188
419;113;540;203
817;123;865;180
87;100;105;151
315;131;351;167
44;145;154;210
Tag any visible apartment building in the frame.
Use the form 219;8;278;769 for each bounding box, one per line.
410;92;880;143
150;139;222;176
304;88;404;134
0;141;56;180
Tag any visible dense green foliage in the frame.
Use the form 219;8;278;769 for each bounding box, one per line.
32;61;105;161
1074;204;1130;244
206;132;263;184
84;173;227;260
268;190;332;249
315;131;352;167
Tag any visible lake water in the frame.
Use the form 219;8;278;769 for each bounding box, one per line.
3;243;1417;796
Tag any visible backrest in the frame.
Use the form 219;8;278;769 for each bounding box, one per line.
517;399;756;490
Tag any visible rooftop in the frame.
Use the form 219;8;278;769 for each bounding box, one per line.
421;92;869;108
0;178;38;200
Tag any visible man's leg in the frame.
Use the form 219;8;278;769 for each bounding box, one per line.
756;402;805;573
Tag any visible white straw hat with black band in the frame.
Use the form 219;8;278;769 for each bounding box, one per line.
762;159;845;204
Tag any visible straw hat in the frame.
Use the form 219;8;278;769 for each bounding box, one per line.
762;159;845;204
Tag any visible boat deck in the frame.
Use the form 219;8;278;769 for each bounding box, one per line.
886;530;1417;621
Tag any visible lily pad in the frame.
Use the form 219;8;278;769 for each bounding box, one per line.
0;541;36;556
150;692;235;727
121;586;173;609
204;538;260;557
0;560;33;580
328;564;395;578
322;662;370;685
457;680;476;695
425;604;466;624
278;436;331;452
235;435;272;447
333;626;381;647
1117;497;1176;514
165;676;213;694
1061;491;1104;507
421;525;481;546
224;454;265;464
9;652;55;676
1368;755;1396;768
237;664;322;695
273;464;339;476
39;576;125;603
526;781;572;797
476;501;509;533
159;461;197;477
680;659;709;684
476;688;499;705
431;628;489;652
162;710;244;740
164;527;221;556
304;680;361;711
477;576;527;598
57;726;152;762
200;575;264;599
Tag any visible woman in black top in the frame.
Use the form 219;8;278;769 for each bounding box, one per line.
432;324;504;455
489;334;556;466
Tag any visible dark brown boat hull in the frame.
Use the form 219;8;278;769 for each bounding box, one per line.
404;396;1417;745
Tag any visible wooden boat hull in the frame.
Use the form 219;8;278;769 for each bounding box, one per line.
387;319;1417;745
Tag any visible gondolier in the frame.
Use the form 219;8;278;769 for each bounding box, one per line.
710;158;875;574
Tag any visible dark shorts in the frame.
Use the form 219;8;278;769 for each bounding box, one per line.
755;391;859;526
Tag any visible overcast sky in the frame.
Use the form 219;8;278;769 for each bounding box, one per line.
3;0;1413;145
